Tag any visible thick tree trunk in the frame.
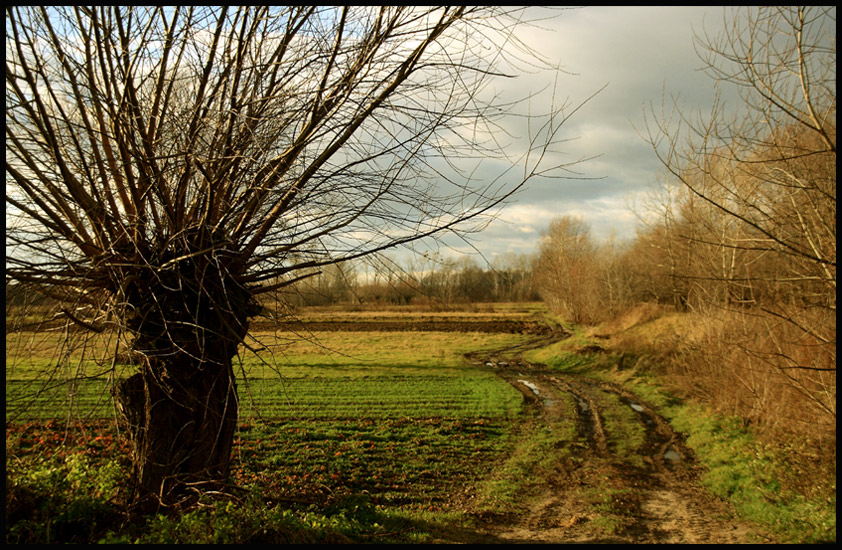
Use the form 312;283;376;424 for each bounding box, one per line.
116;353;239;513
106;233;261;513
111;269;257;510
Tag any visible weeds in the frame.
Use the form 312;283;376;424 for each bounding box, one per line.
5;425;128;544
667;405;836;543
6;416;519;543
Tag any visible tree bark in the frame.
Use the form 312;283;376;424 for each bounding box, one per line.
116;347;240;513
110;239;258;513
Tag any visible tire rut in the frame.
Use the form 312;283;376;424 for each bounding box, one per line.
456;336;759;544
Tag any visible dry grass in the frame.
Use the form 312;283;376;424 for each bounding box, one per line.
589;302;669;339
602;303;836;443
667;307;835;439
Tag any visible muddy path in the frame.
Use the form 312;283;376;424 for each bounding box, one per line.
451;337;762;544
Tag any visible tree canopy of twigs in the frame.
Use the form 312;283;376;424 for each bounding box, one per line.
7;6;571;303
6;6;581;511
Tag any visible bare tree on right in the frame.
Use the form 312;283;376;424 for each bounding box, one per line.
644;6;835;429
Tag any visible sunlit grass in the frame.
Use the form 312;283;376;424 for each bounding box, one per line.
667;405;836;543
5;318;534;543
270;301;547;320
241;330;531;372
6;327;530;423
238;371;523;421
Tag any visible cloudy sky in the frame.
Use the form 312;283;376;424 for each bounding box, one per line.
439;5;736;263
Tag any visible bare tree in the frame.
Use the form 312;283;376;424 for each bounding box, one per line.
646;6;835;302
6;6;580;511
533;215;603;324
643;6;835;426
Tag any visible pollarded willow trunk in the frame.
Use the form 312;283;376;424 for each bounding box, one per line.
110;234;260;513
116;350;241;512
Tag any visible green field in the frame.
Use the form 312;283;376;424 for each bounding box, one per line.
7;304;833;544
5;307;541;543
6;327;531;422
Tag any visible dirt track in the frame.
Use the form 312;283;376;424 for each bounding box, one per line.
453;337;763;544
259;318;763;542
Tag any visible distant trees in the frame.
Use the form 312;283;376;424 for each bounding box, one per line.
281;253;539;308
533;216;602;324
533;216;643;324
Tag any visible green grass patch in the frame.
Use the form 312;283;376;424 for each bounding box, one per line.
6;415;520;544
6;378;118;421
241;330;531;371
239;371;522;420
521;323;617;375
595;391;646;465
581;485;628;536
472;392;580;516
666;404;836;543
6;329;529;422
598;365;835;544
5;421;131;544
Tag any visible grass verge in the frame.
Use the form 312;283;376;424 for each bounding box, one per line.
600;367;836;543
527;321;836;543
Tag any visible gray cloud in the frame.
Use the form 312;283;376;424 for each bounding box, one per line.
439;6;736;261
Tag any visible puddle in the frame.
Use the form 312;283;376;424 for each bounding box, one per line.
517;379;554;407
664;446;681;462
518;380;541;396
568;392;589;413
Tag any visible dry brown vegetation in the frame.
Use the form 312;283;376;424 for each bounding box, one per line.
602;304;834;441
534;7;835;444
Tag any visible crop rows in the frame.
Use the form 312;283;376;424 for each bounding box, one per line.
239;372;522;420
6;369;523;423
6;327;530;423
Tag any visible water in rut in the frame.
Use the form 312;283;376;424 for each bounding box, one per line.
450;335;762;544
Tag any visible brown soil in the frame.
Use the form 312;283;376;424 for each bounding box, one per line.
449;335;766;544
253;319;556;335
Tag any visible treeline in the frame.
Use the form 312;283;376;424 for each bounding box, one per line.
530;123;835;439
531;136;836;441
533;180;835;439
533;169;836;444
279;253;539;308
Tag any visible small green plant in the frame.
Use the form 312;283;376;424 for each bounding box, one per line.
6;450;125;544
597;392;646;464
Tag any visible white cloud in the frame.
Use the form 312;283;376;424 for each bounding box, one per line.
377;7;742;265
